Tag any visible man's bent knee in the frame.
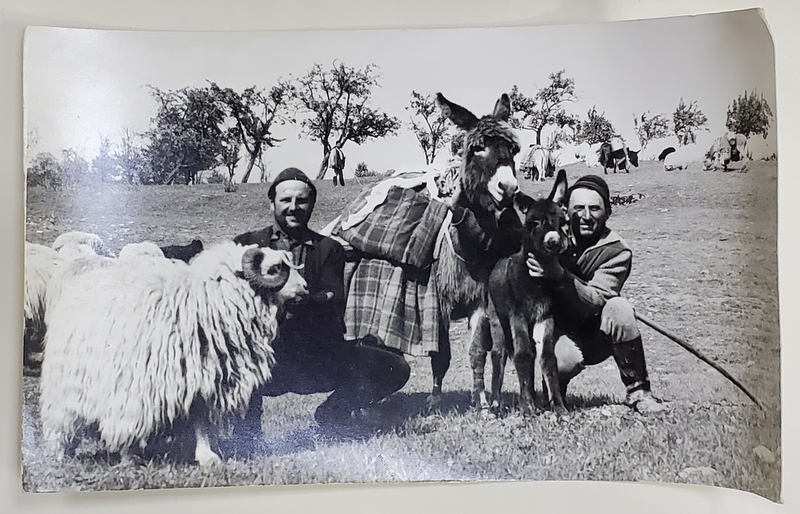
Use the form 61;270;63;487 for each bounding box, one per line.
600;297;640;343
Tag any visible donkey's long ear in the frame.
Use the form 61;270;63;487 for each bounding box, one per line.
548;169;568;205
492;93;511;122
512;192;535;224
437;93;479;131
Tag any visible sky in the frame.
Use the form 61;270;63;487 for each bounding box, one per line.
23;9;776;182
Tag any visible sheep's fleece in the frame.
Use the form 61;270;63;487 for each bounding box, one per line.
40;241;282;453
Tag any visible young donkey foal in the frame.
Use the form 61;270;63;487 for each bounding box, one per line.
486;169;570;415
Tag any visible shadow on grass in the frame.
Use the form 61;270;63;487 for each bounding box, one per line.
67;389;626;466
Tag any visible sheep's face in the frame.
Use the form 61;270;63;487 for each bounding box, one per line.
242;247;308;303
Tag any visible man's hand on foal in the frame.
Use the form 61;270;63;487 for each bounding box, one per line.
526;252;565;281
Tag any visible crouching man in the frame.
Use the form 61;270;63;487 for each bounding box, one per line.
526;175;666;415
233;167;410;450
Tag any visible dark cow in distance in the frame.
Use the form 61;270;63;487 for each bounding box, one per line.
599;138;639;174
657;147;676;162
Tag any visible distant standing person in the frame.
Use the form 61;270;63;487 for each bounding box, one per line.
330;144;346;187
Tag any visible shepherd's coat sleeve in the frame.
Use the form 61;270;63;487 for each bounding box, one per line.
552;247;632;323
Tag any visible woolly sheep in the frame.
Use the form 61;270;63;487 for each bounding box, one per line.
663;144;708;171
23;243;60;369
39;241;308;466
24;235;115;373
118;241;166;262
52;231;116;258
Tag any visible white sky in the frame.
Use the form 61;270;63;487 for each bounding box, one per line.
23;9;775;182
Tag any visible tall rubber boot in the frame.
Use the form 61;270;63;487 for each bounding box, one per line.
611;337;666;415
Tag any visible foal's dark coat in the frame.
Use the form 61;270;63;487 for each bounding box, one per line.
485;169;570;415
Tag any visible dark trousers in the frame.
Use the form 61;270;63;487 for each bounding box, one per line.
235;339;410;438
557;297;652;394
332;167;345;186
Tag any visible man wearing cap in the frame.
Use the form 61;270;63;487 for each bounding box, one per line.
721;131;748;172
526;174;666;415
330;144;346;186
232;167;410;449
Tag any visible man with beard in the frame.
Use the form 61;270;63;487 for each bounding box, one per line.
525;175;666;415
232;168;410;451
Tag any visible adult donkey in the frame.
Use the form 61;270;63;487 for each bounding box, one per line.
430;92;523;409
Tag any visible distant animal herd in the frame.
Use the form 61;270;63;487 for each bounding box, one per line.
517;130;771;180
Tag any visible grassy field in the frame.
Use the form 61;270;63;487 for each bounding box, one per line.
21;160;781;500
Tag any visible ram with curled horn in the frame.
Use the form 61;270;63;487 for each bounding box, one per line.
39;240;307;466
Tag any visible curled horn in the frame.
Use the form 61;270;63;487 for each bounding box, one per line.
241;247;291;292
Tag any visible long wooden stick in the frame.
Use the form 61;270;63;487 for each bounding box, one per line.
635;312;766;410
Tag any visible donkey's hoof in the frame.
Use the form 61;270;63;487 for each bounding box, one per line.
196;450;223;467
478;407;495;419
425;393;443;412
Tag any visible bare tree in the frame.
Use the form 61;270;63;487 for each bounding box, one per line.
209;82;289;183
574;106;617;145
143;85;226;185
282;61;401;179
673;97;708;146
218;125;242;182
726;89;773;138
509;70;580;145
634;111;671;149
407;90;451;165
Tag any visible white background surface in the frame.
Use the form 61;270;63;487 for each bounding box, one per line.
1;1;797;513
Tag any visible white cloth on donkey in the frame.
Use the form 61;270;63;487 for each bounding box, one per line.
339;169;444;231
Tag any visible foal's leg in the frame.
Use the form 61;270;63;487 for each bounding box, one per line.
510;314;536;416
489;314;511;412
533;318;567;415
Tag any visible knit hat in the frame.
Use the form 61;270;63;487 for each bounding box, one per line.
267;167;317;202
567;174;612;215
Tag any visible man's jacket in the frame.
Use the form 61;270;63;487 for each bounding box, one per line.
234;226;346;357
552;227;633;330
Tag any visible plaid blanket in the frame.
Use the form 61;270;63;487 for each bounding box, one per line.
344;257;441;356
335;185;449;269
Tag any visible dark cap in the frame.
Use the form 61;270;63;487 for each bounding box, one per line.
567;174;612;215
267;167;317;202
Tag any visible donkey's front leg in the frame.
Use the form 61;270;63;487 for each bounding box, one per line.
428;318;452;410
468;305;493;412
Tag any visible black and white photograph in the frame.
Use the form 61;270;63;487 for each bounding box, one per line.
21;9;780;500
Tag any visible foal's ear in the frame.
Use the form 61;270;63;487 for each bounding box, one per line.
513;192;535;222
437;93;479;131
548;169;568;205
492;93;511;122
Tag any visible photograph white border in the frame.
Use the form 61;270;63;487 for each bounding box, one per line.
2;1;797;513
